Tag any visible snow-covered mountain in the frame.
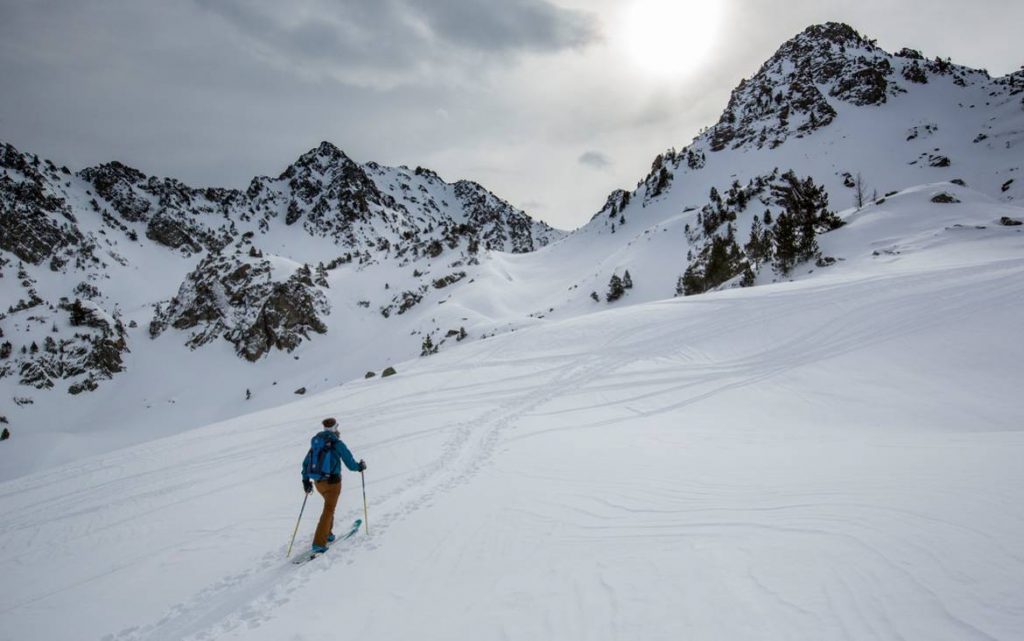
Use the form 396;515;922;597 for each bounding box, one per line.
549;22;1022;299
1;20;1023;641
1;167;1022;641
0;140;565;476
1;22;1022;479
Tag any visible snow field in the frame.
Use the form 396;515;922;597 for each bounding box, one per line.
2;228;1023;640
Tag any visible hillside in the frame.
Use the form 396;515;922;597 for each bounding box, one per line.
1;185;1022;639
1;20;1023;481
0;141;564;478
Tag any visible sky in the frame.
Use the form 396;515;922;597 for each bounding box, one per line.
1;0;1022;230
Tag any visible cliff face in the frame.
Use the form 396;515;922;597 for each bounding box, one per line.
149;240;330;362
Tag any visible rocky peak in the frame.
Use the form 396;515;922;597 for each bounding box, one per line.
784;22;876;55
79;161;148;189
274;142;392;235
770;22;892;100
451;180;560;253
1;143;38;177
412;166;442;182
0;142;82;267
705;23;904;153
79;161;153;222
280;141;355;180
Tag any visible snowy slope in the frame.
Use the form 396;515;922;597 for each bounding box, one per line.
0;142;565;480
2;21;1023;484
1;187;1022;640
516;24;1024;308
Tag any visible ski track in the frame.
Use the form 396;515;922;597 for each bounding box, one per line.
122;263;1023;639
508;260;1022;445
96;335;634;641
0;257;1021;641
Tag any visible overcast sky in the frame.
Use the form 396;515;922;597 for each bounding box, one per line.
1;0;1022;230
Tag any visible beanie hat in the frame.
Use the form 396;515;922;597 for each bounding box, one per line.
322;417;338;432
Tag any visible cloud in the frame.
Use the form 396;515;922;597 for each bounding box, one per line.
578;150;612;170
407;0;597;53
4;0;1023;233
193;0;598;86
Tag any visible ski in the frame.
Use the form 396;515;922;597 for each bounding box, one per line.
292;518;362;565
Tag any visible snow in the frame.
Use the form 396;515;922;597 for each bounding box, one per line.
3;27;1024;640
4;41;1022;476
2;198;1023;639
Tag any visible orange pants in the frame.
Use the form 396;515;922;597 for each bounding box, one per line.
314;479;342;547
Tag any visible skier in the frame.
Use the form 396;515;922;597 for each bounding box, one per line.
301;417;366;554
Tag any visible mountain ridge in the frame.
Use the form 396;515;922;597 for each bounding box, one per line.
1;21;1022;479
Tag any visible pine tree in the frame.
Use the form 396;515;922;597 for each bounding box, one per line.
773;212;797;274
421;335;437;356
606;275;626;302
740;267;756;287
818;207;845;231
314;262;329;288
704;236;735;287
770;171;840;268
622;270;633;289
680;263;703;296
797;213;819;262
746;216;767;263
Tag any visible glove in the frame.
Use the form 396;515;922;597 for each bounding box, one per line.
303;479;313;494
358;460;367;472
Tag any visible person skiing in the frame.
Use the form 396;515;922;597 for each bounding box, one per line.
301;417;366;554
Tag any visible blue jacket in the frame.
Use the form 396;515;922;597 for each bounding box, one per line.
301;430;361;481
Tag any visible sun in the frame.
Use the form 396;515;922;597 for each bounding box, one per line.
618;0;724;79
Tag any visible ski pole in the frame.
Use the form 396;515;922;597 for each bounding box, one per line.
361;469;369;535
286;492;309;558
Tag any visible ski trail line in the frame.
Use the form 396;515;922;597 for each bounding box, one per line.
103;343;631;641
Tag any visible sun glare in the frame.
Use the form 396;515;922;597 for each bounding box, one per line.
619;0;724;79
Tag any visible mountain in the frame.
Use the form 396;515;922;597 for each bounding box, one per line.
0;140;566;476
2;178;1022;641
1;22;1023;480
1;20;1023;641
548;21;1022;298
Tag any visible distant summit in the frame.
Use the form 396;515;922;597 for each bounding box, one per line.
706;21;978;152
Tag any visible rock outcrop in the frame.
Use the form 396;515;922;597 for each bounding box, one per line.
150;242;330;361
